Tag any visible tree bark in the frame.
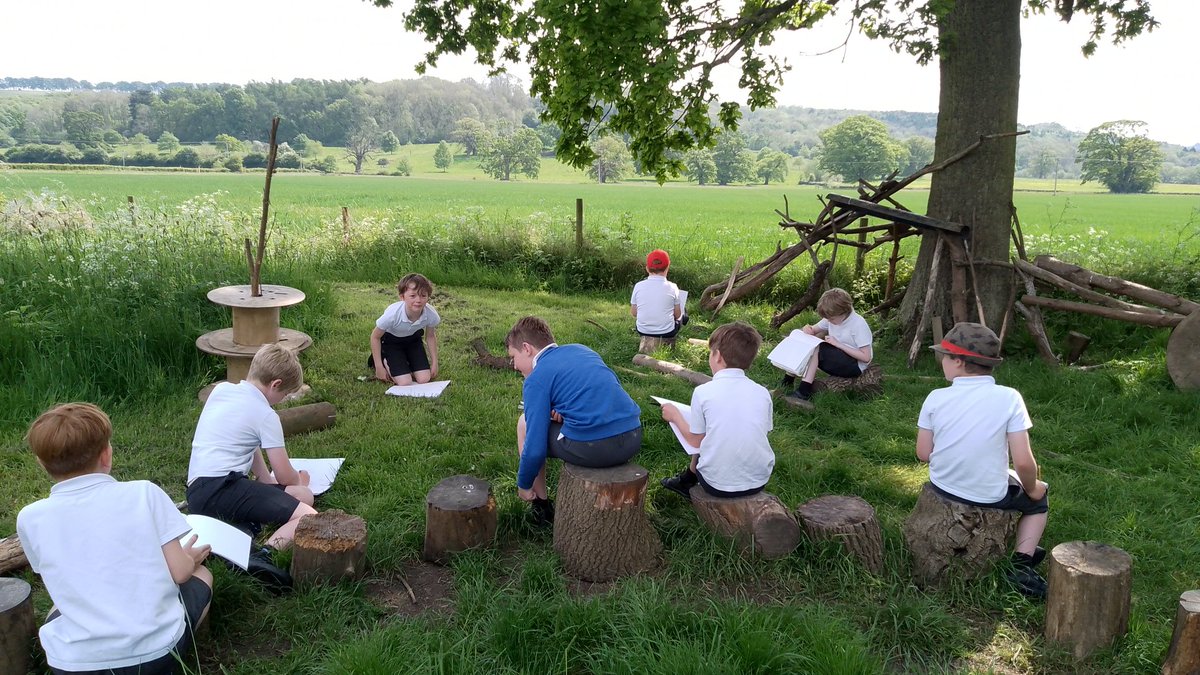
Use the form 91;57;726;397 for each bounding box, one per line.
0;537;27;575
1021;295;1183;327
291;509;368;586
1167;311;1200;391
277;402;337;437
1163;589;1200;675
811;363;884;397
690;489;801;560
903;483;1017;589
0;577;34;675
423;475;497;564
900;0;1022;334
638;336;677;355
553;463;662;582
796;495;884;574
1035;256;1200;315
1045;541;1132;659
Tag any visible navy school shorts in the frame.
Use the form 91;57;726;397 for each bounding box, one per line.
367;329;430;377
186;471;302;528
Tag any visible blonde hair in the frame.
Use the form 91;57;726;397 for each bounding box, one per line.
506;316;555;350
816;288;854;319
247;343;303;393
27;402;111;478
709;322;761;370
398;273;433;296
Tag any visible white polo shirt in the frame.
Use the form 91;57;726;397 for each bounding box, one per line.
631;275;681;335
188;380;284;483
816;311;874;371
17;474;190;671
376;301;440;338
688;368;775;491
918;375;1033;503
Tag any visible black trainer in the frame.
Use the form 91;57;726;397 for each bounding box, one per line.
529;498;555;528
660;469;698;501
1007;564;1047;599
245;546;293;594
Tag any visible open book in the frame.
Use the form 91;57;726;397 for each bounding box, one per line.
180;514;251;570
767;330;824;376
650;396;701;455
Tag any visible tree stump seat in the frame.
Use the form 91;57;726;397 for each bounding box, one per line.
423;475;497;564
902;482;1018;588
690;488;801;560
1045;541;1132;659
1163;589;1200;674
553;463;662;582
638;335;677;355
291;509;368;585
795;495;884;574
0;577;34;675
812;363;884;397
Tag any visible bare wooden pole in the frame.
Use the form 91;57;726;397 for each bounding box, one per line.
854;219;868;277
907;235;945;368
1020;295;1184;327
250;116;282;297
575;198;584;251
341;207;351;246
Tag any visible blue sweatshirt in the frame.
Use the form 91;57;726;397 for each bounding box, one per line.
517;344;642;489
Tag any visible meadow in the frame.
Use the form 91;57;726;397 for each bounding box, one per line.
1;167;1200;673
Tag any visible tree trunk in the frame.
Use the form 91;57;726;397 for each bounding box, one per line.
796;495;884;574
690;489;801;560
903;482;1018;588
0;537;27;575
423;475;497;564
900;0;1022;334
291;509;368;586
0;577;34;675
1045;541;1132;659
553;463;662;582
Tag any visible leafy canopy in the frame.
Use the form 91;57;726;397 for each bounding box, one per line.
818;115;903;181
1077;120;1163;193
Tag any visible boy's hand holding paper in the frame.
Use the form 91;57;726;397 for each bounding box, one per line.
651;396;701;455
767;329;824;375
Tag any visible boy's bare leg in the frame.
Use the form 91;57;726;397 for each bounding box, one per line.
391;373;415;386
266;503;318;549
1013;513;1047;556
412;369;432;384
515;414;548;499
285;485;315;506
802;352;820;384
192;565;214;625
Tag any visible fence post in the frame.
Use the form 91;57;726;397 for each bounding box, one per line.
575;198;584;251
854;218;868;277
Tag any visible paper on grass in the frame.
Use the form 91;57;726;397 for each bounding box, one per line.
650;396;701;456
386;380;451;398
284;457;346;496
767;330;824;376
180;514;251;570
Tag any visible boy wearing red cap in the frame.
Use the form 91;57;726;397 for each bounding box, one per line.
916;322;1050;599
631;249;687;338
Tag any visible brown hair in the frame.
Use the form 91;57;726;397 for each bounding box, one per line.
816;288;854;319
709;321;761;370
506;316;556;350
247;343;304;393
27;403;112;478
960;358;995;375
397;273;433;296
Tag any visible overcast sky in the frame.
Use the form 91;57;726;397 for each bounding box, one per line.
6;0;1196;145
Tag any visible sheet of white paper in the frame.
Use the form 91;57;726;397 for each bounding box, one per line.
386;380;451;398
677;290;688;311
767;330;824;375
283;457;346;497
650;396;701;455
180;514;251;570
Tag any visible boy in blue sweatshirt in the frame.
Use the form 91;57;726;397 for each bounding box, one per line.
507;316;643;526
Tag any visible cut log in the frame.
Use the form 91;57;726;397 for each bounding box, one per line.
553;463;662;582
1035;256;1200;315
0;577;34;675
811;363;884;397
1013;258;1153;313
795;495;884;574
1021;295;1183;328
1045;541;1132;659
471;337;513;370
1167;311;1200;391
1065;331;1091;365
0;537;27;575
422;475;497;564
278;402;336;437
902;483;1018;589
690;489;801;560
1163;589;1200;675
770;260;833;329
291;509;368;585
686;338;709;347
632;354;712;386
637;336;677;355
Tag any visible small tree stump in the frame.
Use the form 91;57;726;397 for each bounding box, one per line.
553;463;662;582
812;363;884;397
796;495;884;574
0;578;34;675
0;537;27;575
690;489;801;560
902;483;1018;588
638;335;677;355
1168;310;1200;391
423;475;497;563
1065;331;1091;365
1163;590;1200;675
291;509;368;585
1045;541;1132;659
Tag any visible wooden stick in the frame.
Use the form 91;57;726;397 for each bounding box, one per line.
1035;256;1200;315
632;354;712;386
1013;258;1154;313
997;270;1019;350
868;292;905;316
771;260;832;329
1014;267;1060;366
584;319;609;332
907;235;945;368
711;256;744;318
251;116;282;297
1020;295;1184;327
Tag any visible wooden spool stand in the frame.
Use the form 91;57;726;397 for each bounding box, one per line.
423;475;497;563
638;335;677;355
553;463;662;582
0;578;34;675
196;285;312;397
902;483;1018;588
811;363;884;397
690;488;801;560
1045;541;1132;659
796;495;884;574
291;509;368;585
1163;589;1200;674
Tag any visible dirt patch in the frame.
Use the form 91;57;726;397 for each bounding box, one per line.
365;561;456;617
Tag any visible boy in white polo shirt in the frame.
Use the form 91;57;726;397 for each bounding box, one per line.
660;321;774;500
631;248;687;338
17;402;213;674
369;272;441;386
784;287;874;410
917;322;1050;599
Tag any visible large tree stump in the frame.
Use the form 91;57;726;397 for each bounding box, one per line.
796;495;884;574
291;509;368;585
278;401;337;437
423;475;497;564
638;335;677;355
902;483;1018;588
1045;541;1132;659
0;578;34;675
690;489;801;560
1168;311;1200;391
0;537;27;575
1163;590;1200;675
811;363;885;397
553;463;662;582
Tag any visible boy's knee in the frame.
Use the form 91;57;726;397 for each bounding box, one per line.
290;503;318;522
414;370;432;384
392;374;413;386
194;566;214;589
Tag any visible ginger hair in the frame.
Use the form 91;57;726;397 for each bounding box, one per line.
27;403;111;478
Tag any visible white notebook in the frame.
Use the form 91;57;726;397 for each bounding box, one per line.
650;396;701;455
180;514;251;570
767;330;823;376
386;380;451;398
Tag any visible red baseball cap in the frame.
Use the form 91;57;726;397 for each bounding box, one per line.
646;249;670;271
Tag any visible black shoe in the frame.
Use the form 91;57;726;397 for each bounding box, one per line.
1007;565;1047;600
529;498;555;528
780;374;796;388
660;469;698;501
783;390;814;410
680;314;690;326
245;546;293;594
1012;546;1047;569
1031;546;1047;567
